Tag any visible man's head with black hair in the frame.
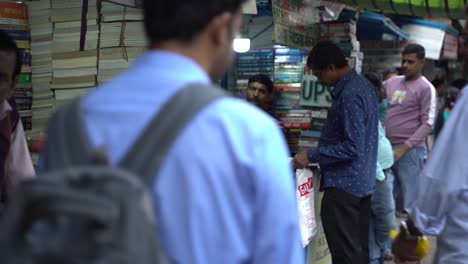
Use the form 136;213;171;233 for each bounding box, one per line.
432;77;447;97
451;79;467;90
402;44;425;60
306;41;350;86
401;43;426;81
364;72;384;103
246;74;274;111
143;0;247;82
0;30;21;102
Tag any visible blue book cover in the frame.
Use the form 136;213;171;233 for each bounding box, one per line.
5;29;30;41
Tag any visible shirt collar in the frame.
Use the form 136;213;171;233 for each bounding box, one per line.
134;50;211;84
331;69;356;99
0;100;12;120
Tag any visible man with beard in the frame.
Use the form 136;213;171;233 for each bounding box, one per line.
383;44;437;215
246;74;274;114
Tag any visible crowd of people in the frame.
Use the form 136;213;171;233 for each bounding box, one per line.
0;0;467;263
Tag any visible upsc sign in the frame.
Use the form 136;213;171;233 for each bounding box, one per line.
300;67;332;108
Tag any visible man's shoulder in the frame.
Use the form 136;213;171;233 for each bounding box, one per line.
417;76;436;91
346;73;372;89
343;75;373;96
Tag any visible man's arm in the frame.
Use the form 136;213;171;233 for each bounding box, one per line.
7;122;35;192
404;85;437;148
307;92;366;166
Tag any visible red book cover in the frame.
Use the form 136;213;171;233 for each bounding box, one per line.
0;2;27;21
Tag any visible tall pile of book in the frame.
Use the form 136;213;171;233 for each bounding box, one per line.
272;46;311;155
98;0;146;84
298;67;332;153
26;0;55;133
360;40;406;74
50;0;98;107
234;48;274;98
441;33;458;60
320;21;363;73
0;2;32;131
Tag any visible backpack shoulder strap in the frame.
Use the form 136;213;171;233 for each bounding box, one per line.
118;83;228;184
46;98;92;170
46;83;228;185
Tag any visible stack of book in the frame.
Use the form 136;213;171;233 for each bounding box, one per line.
26;0;55;133
0;2;33;131
360;40;406;74
297;109;328;151
104;0;143;7
98;0;146;84
320;21;363;73
296;65;333;154
441;33;458;60
50;0;98;107
272;47;310;154
98;46;145;84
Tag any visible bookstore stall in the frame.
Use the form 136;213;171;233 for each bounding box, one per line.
230;1;464;263
0;0;148;164
232;1;464;159
1;0;463;166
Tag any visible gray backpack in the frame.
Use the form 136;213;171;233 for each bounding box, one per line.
0;84;227;264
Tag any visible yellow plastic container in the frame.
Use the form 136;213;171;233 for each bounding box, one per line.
389;228;431;259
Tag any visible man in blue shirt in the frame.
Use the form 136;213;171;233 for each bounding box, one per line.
294;41;379;263
40;0;303;263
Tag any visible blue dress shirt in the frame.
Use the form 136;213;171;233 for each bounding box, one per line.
409;88;468;263
40;51;303;263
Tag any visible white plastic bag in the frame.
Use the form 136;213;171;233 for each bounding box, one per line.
296;168;317;247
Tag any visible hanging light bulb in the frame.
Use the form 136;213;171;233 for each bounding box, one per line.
233;37;251;53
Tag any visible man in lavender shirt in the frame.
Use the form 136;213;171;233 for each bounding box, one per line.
383;44;437;213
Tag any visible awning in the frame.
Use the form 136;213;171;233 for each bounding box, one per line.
103;0;261;15
338;0;466;19
339;10;410;40
390;15;460;59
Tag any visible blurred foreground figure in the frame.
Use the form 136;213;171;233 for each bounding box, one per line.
393;15;468;264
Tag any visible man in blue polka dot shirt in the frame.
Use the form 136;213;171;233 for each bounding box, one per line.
294;41;379;264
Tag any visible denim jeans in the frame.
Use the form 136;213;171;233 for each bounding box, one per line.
392;147;426;212
369;170;396;264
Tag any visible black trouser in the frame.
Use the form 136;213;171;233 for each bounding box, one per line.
321;188;372;264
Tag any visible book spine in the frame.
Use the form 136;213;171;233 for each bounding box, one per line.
18;73;32;83
3;29;30;40
0;2;28;21
21;116;32;130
